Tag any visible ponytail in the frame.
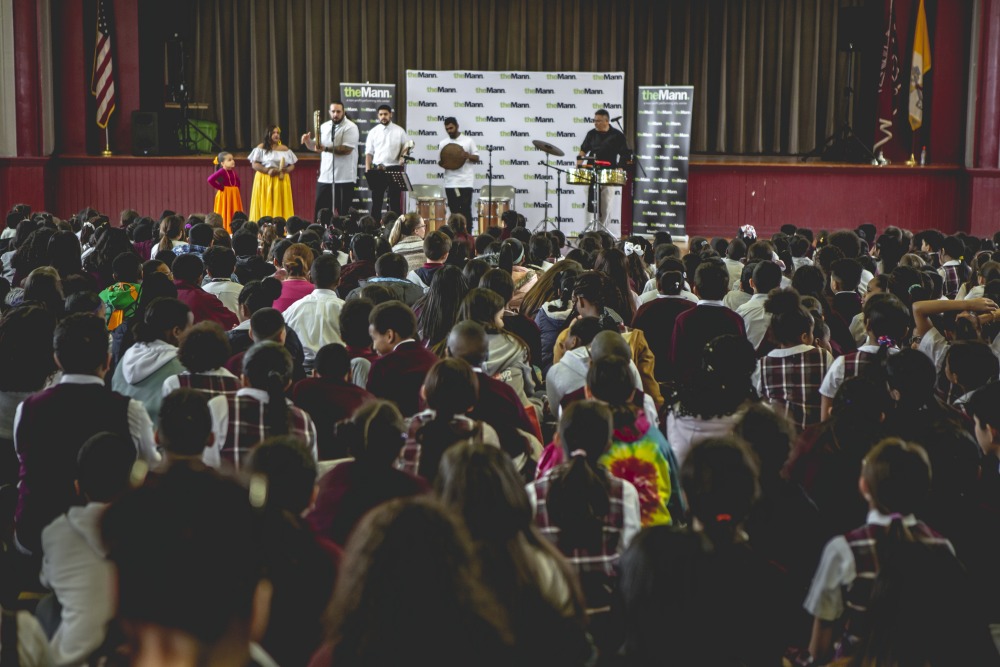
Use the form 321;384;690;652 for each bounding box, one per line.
157;215;183;253
242;342;294;436
265;370;289;435
547;453;611;549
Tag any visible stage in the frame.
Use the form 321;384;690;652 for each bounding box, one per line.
1;154;997;239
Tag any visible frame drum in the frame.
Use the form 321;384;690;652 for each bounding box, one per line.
417;198;447;231
598;168;627;185
476;197;511;234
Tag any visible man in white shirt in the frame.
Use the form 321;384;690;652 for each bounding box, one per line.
364;104;410;218
282;254;345;373
438;117;479;232
736;260;783;350
301;100;360;219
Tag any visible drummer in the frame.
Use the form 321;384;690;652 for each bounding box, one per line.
438;117;480;233
577;109;631;226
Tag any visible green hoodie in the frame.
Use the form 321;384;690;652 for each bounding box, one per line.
99;282;140;330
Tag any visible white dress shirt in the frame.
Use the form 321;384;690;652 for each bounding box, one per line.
13;374;160;465
439;134;478;188
281;288;345;368
365;122;409;167
203;278;244;320
317;118;360;184
736;293;771;349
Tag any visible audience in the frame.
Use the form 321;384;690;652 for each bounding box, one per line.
4;208;1000;666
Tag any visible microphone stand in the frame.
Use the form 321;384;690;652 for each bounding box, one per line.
485;145;495;232
614;117;645;178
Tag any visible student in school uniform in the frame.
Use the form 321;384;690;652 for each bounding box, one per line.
758;289;833;431
366;300;439;417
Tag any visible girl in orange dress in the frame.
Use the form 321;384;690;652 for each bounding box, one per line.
207;151;243;232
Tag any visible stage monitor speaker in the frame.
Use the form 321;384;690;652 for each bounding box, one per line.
837;7;868;52
132;111;159;156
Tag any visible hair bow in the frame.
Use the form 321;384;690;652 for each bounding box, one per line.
877;335;896;347
740;224;757;241
623;241;640;257
569;449;588;458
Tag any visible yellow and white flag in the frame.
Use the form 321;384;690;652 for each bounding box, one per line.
909;0;931;131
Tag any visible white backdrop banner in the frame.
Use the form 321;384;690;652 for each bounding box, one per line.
405;70;625;237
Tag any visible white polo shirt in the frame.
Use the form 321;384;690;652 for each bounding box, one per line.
365;121;408;167
439;134;478;189
317;118;360;184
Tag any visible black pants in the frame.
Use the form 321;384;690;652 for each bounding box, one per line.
314;182;357;221
366;169;403;219
445;187;474;232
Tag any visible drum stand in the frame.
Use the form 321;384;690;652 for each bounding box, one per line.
581;168;616;239
533;158;565;233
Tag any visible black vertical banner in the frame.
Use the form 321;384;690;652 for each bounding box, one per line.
632;86;693;238
339;83;396;212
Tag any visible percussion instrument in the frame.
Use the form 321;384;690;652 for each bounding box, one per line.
417;198;447;231
439;143;467;170
566;168;595;185
532;139;566;157
598;168;628;185
477;197;511;233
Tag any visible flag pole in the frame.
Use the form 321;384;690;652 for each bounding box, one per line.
102;126;112;157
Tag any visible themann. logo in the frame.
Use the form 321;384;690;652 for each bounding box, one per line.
428;86;457;93
572;117;591;124
454;101;484;108
407;71;438;79
501;102;529;109
501;130;530;137
525;117;555;123
476;116;507;123
521;202;546;209
416;129;437;136
417;159;438;165
343;86;392;99
547;73;577;80
500;159;529;166
425;144;439;151
465;131;484;137
500;73;530;80
547;102;576;109
426;116;448;122
641;88;691;101
545;131;575;138
593;73;624;80
475;87;507;94
594;103;622;109
514;188;529;194
572;202;586;209
408;101;437;107
454;72;484;79
523;174;552;181
573;88;603;96
525;87;556;95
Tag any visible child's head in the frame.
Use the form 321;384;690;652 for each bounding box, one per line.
368;300;417;354
557;399;613;462
422;358;478;417
750;260;782;295
693;260;729;300
861;438;932;516
77;431;136;502
968;382;1000;452
830;258;863;292
245;436;317;515
202;246;237;279
423;230;452;263
681;436;760;541
764;288;813;346
585;354;634;407
178;321;232;373
944;340;1000;394
112;252;143;284
863;292;910;347
941;235;966;263
217;152;235;169
157;388;214;458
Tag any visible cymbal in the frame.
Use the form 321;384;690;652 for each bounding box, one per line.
532;139;565;157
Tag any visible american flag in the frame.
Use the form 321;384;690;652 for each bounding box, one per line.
91;0;115;128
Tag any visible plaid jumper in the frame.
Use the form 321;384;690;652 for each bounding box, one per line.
941;264;961;300
397;412;484;479
175;372;241;399
841;350;877;379
221;395;314;469
760;347;832;430
531;469;625;610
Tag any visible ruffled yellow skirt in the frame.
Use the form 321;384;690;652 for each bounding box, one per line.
213;186;244;233
249;172;294;221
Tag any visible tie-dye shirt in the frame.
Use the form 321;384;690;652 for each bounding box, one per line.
600;408;684;526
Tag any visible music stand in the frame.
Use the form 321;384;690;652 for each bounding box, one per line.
384;166;413;214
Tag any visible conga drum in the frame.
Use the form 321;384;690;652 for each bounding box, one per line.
476;198;511;234
417;198;447;231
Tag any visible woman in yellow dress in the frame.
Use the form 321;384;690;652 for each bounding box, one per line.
248;125;297;221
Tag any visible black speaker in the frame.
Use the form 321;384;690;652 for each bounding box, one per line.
837;7;869;52
131;111;159;156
